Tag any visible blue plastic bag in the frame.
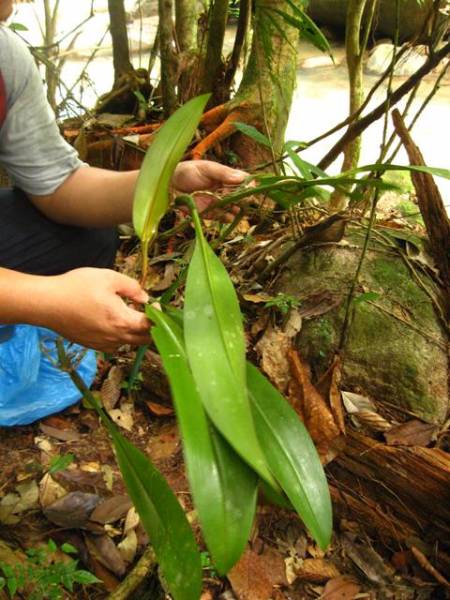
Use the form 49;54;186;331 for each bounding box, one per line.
0;325;97;427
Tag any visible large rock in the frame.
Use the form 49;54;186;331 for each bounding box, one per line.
365;43;428;76
274;231;448;424
308;0;433;42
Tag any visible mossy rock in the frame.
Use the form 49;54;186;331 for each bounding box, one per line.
274;230;449;424
308;0;433;42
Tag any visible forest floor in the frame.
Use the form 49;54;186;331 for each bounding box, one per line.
0;193;449;600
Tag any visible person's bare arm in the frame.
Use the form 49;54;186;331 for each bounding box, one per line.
29;161;246;227
0;267;150;352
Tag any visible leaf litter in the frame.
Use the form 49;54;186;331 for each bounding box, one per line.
0;184;448;600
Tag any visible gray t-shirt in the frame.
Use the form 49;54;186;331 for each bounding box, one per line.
0;26;83;195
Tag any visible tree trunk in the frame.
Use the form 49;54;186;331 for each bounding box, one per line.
200;0;230;102
329;0;377;210
159;0;178;116
43;0;60;110
108;0;134;82
175;0;197;52
233;0;300;161
223;0;252;95
175;0;198;103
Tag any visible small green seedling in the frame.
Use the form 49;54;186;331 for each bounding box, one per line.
0;539;100;600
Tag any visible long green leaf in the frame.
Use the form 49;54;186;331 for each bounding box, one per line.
107;426;202;600
345;163;450;181
146;306;258;574
184;208;279;491
133;94;210;243
56;346;201;599
233;122;272;148
247;363;332;550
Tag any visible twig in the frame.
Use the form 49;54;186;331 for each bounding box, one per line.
410;545;449;587
338;0;401;350
386;60;450;164
108;546;156;600
317;40;450;170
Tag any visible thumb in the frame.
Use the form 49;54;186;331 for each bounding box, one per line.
111;272;149;304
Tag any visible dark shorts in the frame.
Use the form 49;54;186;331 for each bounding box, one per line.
0;188;119;275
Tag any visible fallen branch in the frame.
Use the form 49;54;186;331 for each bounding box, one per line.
391;108;450;316
108;546;156;600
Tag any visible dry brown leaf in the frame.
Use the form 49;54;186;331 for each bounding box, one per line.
242;292;273;304
384;420;437;447
152;262;180;292
86;534;127;577
228;547;286;600
44;491;100;528
342;535;394;586
55;468;107;494
90;495;132;524
297;291;342;319
288;350;340;462
321;576;360;599
255;314;302;394
100;366;124;411
39;424;80;442
124;506;140;534
294;558;340;583
109;402;134;431
117;529;138;564
145;401;175;417
0;480;39;525
146;421;180;462
89;556;120;593
39;473;67;509
316;356;345;435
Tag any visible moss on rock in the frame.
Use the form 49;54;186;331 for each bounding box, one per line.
275;229;448;424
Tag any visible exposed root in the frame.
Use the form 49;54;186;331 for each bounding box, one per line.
191;101;258;160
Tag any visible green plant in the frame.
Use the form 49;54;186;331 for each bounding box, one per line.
48;453;75;474
264;292;300;315
0;539;100;600
60;95;333;600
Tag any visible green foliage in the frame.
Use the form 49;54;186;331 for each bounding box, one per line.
106;422;202;600
397;200;424;226
144;197;332;571
264;292;300;315
233;122;272;148
133;94;210;244
0;539;100;600
48;453;74;474
7;22;28;32
147;306;258;575
265;0;332;56
247;363;332;549
184;202;279;490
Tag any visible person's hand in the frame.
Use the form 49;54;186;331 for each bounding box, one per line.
43;268;150;353
172;160;247;218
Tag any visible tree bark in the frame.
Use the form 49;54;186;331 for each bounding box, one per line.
175;0;197;53
108;0;134;82
234;0;300;157
201;0;229;100
158;0;178;116
223;0;252;94
392;109;450;316
329;429;450;562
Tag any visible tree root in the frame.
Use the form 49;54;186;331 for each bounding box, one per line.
190;101;258;160
107;545;156;600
